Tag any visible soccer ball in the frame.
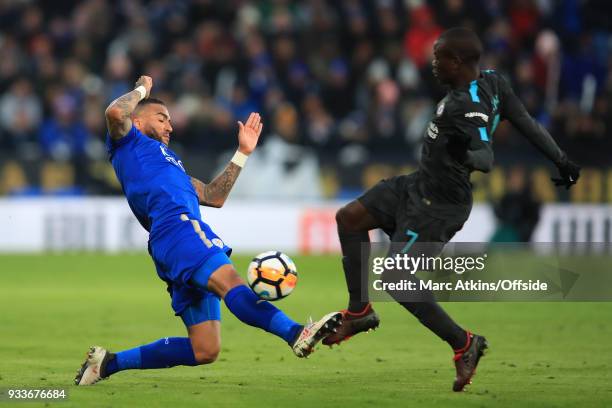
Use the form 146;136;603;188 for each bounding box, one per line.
247;251;298;301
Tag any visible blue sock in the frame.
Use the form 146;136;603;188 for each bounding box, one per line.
105;337;197;376
224;285;302;343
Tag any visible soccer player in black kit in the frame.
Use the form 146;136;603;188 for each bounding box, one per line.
322;28;581;391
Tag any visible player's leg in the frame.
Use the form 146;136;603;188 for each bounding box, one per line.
383;232;468;350
336;177;400;314
187;320;221;364
75;272;227;385
75;293;223;385
75;335;201;385
324;180;400;346
383;217;487;391
336;200;381;313
202;255;302;345
193;252;341;357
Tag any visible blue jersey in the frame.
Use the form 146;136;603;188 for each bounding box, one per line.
106;125;200;240
106;126;231;315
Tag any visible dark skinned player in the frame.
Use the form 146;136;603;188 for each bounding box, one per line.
323;27;580;392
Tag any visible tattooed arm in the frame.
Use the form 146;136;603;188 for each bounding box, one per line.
105;75;152;140
190;163;242;208
190;112;263;208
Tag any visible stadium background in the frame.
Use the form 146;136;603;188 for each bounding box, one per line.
1;0;611;253
1;2;612;407
0;0;610;200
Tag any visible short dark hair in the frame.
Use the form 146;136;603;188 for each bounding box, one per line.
439;27;482;65
137;97;165;108
133;97;166;115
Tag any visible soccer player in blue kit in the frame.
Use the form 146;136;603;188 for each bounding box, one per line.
75;76;341;385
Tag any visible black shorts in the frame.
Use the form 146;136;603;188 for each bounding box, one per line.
357;173;470;253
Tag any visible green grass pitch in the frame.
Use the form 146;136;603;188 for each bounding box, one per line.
1;253;611;407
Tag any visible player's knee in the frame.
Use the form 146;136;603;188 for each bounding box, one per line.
220;267;245;290
208;264;245;297
336;204;362;231
193;345;220;365
336;206;353;230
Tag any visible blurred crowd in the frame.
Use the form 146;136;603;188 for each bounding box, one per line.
0;0;611;197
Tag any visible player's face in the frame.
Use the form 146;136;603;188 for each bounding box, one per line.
432;39;458;84
133;104;173;146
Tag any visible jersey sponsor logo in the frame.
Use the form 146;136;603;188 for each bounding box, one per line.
436;102;445;116
160;145;185;172
464;112;489;122
427;122;439;139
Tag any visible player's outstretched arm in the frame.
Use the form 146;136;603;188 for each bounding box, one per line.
501;79;580;188
190;112;263;208
105;76;152;140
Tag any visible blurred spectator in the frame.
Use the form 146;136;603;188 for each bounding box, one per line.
104;53;133;104
368;78;403;152
321;58;354;119
0;77;42;151
39;91;89;160
302;92;335;148
218;82;259;125
508;0;541;47
0;0;609;198
403;4;442;70
229;102;322;200
490;166;541;242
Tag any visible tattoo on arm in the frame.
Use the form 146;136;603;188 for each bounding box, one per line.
105;89;141;140
190;163;242;208
190;177;208;206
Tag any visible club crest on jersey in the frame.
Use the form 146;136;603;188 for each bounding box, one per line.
160;145;185;172
436;103;445;116
427;122;439;139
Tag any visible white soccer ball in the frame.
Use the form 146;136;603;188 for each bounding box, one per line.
246;251;298;301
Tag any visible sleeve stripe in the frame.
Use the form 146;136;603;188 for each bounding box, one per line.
478;127;489;142
469;80;480;103
491;114;500;135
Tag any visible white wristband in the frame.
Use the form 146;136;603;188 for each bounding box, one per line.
134;85;147;101
231;151;249;168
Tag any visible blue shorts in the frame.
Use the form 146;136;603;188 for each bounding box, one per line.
180;291;221;327
179;252;232;327
149;216;232;321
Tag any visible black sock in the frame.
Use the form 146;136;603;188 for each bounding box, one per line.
338;228;370;313
400;301;467;350
383;268;467;350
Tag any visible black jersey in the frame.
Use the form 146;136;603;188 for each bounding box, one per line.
411;70;565;218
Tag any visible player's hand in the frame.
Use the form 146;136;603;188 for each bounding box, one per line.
135;75;153;98
551;158;580;190
237;112;263;155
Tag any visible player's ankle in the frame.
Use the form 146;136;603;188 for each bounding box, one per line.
288;324;304;346
347;302;370;315
101;353;117;378
452;330;472;354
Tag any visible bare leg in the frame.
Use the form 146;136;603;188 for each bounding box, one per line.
187;320;221;364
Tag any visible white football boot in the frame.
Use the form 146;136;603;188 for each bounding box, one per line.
74;346;112;385
291;312;342;358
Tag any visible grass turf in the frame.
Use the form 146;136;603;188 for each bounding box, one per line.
0;253;611;407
